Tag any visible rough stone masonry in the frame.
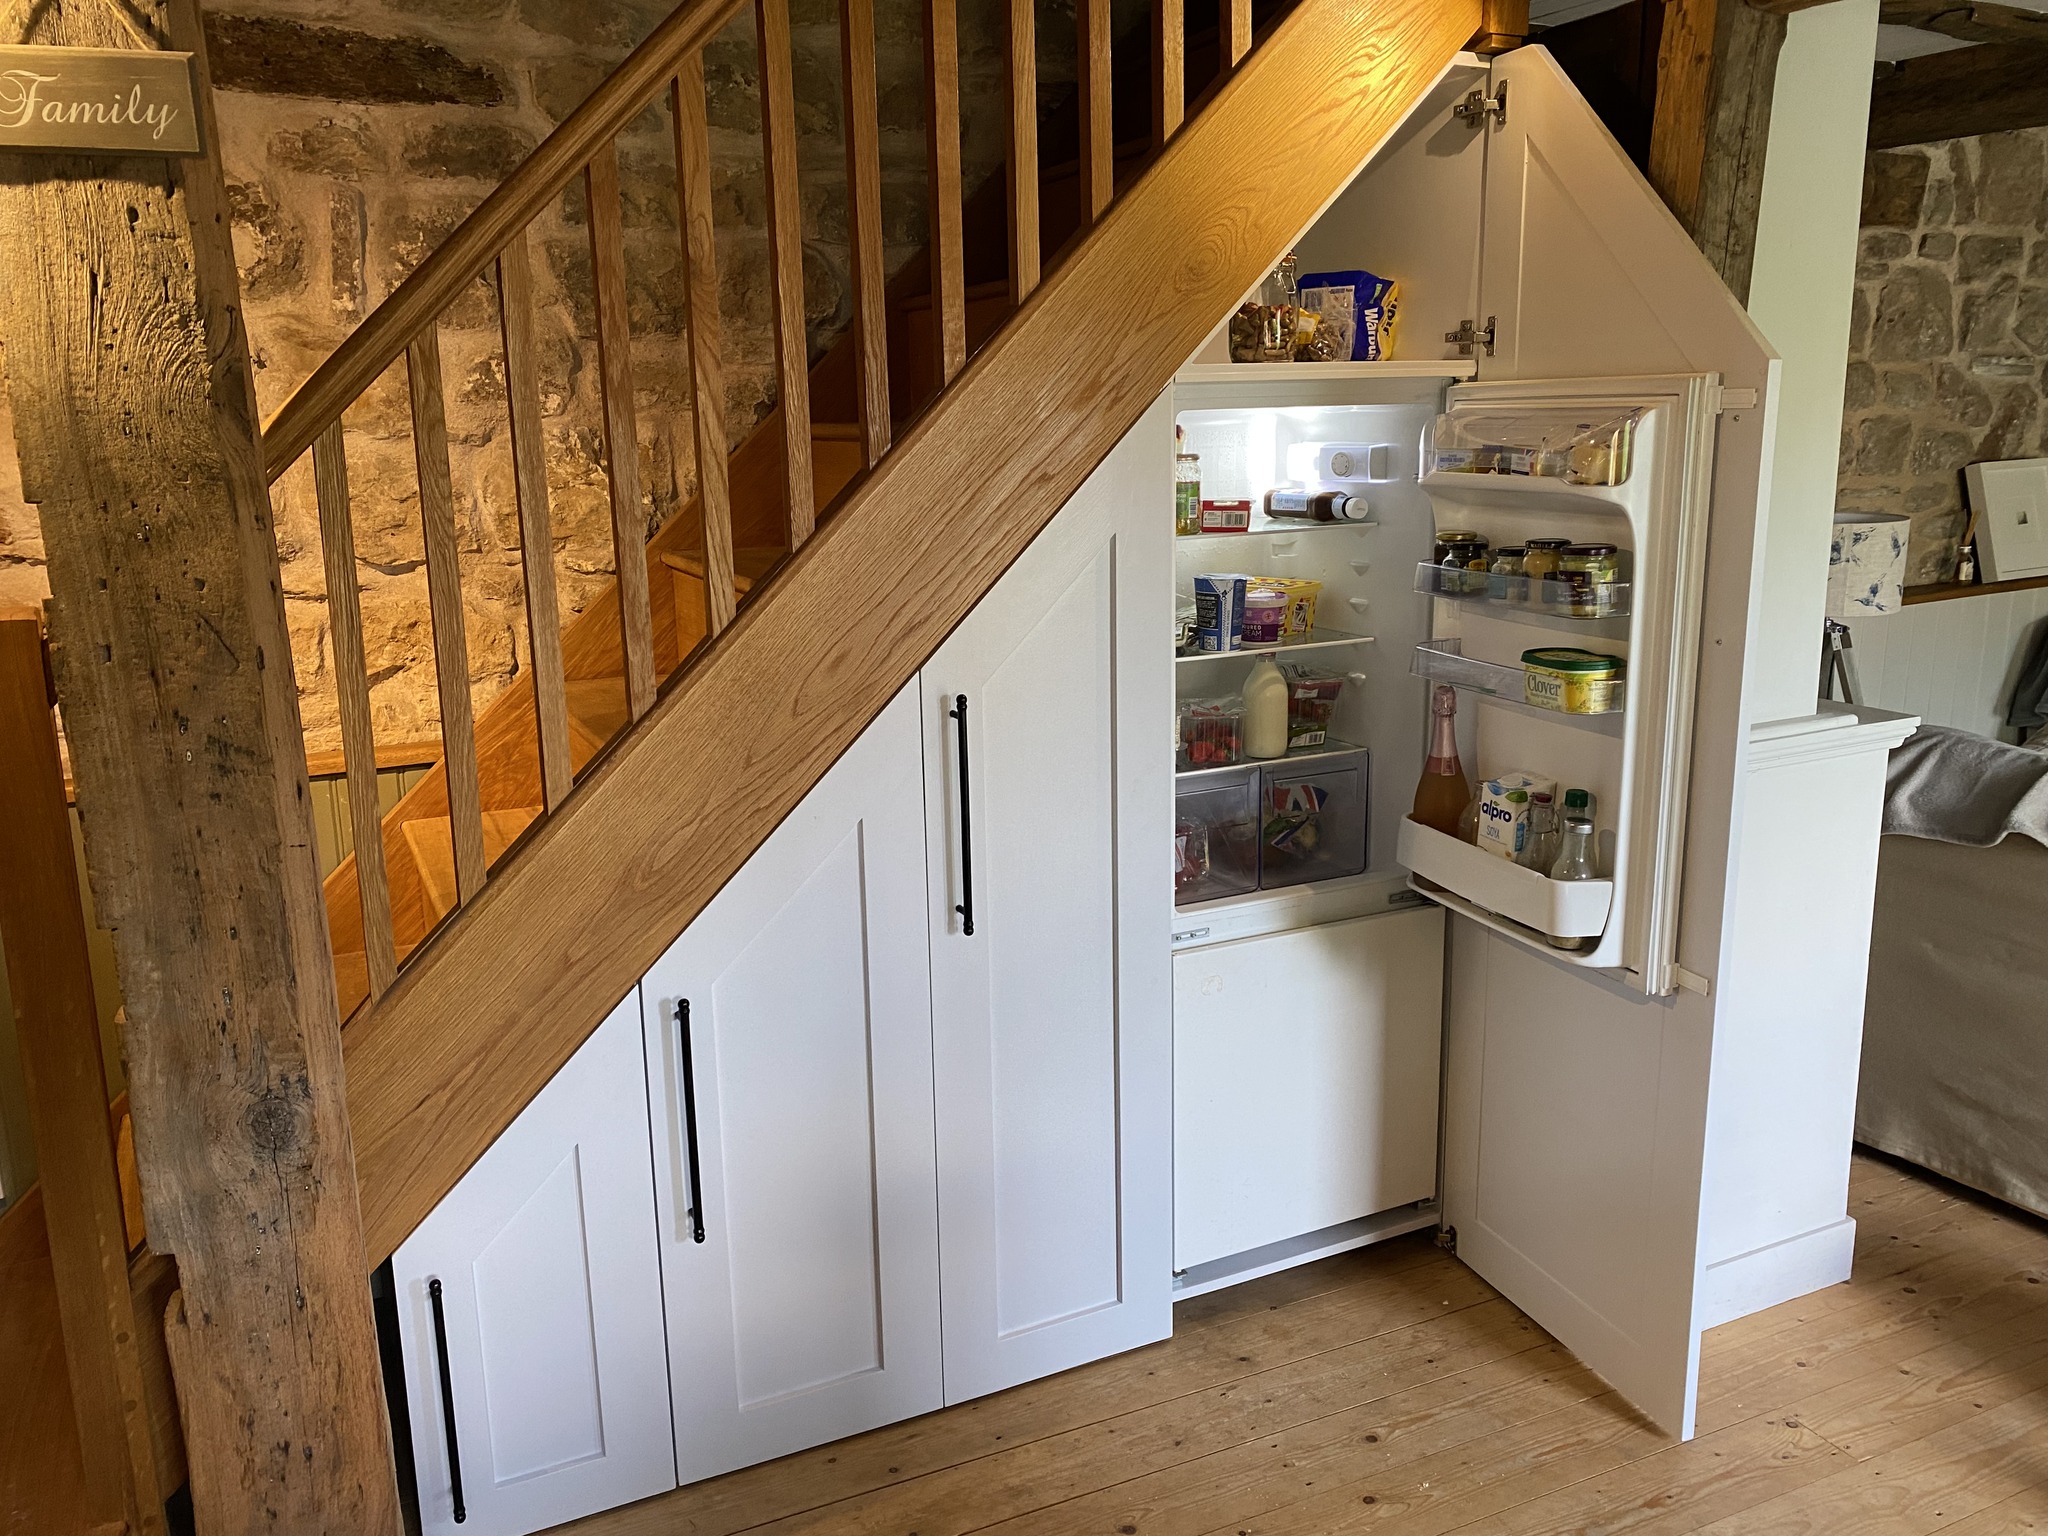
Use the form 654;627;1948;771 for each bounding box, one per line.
0;0;1031;749
1841;127;2048;587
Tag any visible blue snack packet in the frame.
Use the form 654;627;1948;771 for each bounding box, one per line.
1296;269;1400;361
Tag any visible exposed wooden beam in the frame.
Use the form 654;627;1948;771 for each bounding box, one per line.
1649;0;1787;303
1875;0;2047;38
1869;37;2048;148
1749;0;1845;13
0;2;402;1530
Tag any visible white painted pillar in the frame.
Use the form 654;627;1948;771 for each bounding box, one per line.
1744;0;1882;723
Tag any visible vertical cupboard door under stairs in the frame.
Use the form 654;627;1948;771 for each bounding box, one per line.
922;395;1175;1402
391;993;674;1536
641;683;945;1486
382;401;1174;1536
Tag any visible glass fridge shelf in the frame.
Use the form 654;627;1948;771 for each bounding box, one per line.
1176;628;1375;664
1411;638;1627;737
1413;564;1632;641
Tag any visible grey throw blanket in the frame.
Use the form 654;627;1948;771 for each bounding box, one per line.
1886;723;2048;848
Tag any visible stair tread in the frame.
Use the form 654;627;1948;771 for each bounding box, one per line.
401;807;545;924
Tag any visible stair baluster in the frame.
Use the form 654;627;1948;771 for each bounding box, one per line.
671;60;739;639
587;142;660;725
1228;0;1252;67
1078;0;1114;226
842;0;893;468
1153;0;1184;147
313;423;400;999
496;231;577;814
924;0;967;385
758;0;819;550
407;324;489;909
1005;0;1040;305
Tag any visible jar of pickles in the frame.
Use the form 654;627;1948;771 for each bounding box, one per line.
1559;544;1622;618
1435;531;1489;595
1521;538;1569;608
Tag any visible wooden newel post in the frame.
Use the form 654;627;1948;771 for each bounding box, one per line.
0;3;402;1532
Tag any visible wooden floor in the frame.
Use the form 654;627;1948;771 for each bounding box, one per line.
573;1151;2048;1536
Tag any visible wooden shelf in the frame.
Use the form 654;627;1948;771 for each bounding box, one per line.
1902;573;2048;605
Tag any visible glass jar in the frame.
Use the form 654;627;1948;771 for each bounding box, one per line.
1560;544;1622;618
1174;453;1201;537
1434;529;1483;565
1521;538;1570;607
1438;537;1489;595
1487;546;1527;605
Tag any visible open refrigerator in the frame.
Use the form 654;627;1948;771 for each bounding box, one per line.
1172;371;1716;996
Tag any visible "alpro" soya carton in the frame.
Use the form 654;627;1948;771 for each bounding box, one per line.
1475;771;1556;861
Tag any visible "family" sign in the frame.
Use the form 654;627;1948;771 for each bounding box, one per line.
0;44;199;156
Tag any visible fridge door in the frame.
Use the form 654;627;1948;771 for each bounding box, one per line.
1415;373;1719;992
1430;45;1777;1440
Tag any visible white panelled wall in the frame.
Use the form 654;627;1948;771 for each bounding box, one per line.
1844;590;2048;741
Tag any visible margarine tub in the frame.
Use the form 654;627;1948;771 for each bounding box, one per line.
1522;647;1625;715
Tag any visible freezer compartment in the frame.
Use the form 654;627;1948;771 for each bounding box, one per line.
1176;767;1261;905
1397;817;1612;939
1259;748;1370;889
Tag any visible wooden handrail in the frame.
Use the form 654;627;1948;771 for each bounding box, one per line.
259;0;750;480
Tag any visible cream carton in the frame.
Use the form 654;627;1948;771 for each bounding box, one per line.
1475;771;1556;861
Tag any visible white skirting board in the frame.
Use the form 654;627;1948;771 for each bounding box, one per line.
1171;1203;1441;1301
1694;1216;1857;1332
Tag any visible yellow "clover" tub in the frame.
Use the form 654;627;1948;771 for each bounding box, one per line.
1522;647;1626;715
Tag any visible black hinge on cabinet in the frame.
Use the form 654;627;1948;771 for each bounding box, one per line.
1444;316;1496;358
1453;81;1507;128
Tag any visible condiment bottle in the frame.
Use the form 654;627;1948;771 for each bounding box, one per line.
1520;789;1559;872
1242;655;1290;760
1547;816;1599;951
1264;487;1370;522
1410;684;1472;838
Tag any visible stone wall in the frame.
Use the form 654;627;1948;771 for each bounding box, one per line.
1840;129;2048;586
0;0;1032;750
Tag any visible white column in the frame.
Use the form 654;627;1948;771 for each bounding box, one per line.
1744;0;1882;724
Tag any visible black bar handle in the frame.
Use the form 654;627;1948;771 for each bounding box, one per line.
950;694;975;936
427;1277;467;1525
678;1000;706;1245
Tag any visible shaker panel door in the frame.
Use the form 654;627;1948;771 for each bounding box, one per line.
393;992;675;1536
924;394;1175;1403
643;684;943;1484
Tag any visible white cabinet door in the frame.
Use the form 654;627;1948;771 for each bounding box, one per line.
642;684;943;1485
393;992;674;1536
1174;908;1444;1272
1443;46;1777;1440
923;394;1175;1403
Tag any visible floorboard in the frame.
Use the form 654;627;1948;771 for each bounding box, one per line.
563;1152;2048;1536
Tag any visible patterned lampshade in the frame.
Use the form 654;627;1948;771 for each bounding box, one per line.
1827;513;1910;618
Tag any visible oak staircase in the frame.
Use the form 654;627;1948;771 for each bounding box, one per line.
263;0;1486;1273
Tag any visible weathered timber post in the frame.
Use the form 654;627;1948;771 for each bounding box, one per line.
0;2;402;1531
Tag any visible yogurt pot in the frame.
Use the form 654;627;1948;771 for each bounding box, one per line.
1242;587;1290;646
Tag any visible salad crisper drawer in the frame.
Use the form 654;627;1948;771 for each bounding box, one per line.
1258;748;1369;890
1175;766;1260;906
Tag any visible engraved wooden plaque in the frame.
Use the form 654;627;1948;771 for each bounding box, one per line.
0;45;200;155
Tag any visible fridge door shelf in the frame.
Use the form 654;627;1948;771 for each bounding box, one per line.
1178;513;1378;540
1418;469;1633;514
1411;639;1626;736
1396;817;1612;939
1178;628;1375;664
1414;564;1632;640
